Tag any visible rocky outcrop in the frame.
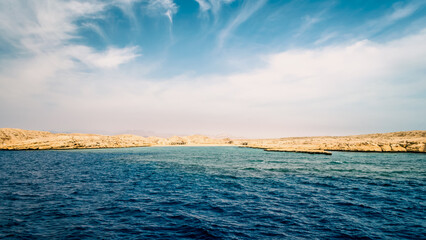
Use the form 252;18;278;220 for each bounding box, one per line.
137;135;232;146
0;128;232;150
1;128;425;155
235;131;426;155
0;129;150;150
0;128;51;145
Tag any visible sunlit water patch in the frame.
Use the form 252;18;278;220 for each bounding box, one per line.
0;147;425;239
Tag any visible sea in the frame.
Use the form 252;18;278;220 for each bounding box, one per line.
0;146;425;239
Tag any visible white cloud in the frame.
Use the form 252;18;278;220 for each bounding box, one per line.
389;2;420;21
194;0;235;14
227;32;426;104
0;0;105;52
195;0;210;11
0;0;141;124
114;0;141;4
5;29;424;137
314;32;337;45
113;0;142;27
295;15;321;37
81;22;108;41
67;46;141;69
294;1;337;39
0;0;140;86
147;0;178;23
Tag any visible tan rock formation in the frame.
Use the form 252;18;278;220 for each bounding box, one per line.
0;128;232;150
0;128;150;150
235;131;426;154
1;128;425;155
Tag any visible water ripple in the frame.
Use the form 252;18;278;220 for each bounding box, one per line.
0;147;424;239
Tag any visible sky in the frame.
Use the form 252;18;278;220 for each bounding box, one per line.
0;0;425;138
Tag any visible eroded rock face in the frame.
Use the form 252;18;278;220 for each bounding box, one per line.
0;129;233;150
235;131;426;154
0;128;51;145
0;129;151;150
1;128;425;154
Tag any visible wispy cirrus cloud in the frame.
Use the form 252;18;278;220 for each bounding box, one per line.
388;1;422;21
194;0;210;12
364;0;426;35
194;0;235;15
314;32;338;45
293;1;337;39
147;0;178;23
217;0;267;48
68;46;141;69
0;0;105;52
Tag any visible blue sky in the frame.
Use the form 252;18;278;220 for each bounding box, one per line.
0;0;425;138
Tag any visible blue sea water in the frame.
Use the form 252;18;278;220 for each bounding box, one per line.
0;147;425;239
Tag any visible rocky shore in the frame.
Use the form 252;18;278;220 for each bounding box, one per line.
1;128;425;155
234;131;426;155
0;128;232;150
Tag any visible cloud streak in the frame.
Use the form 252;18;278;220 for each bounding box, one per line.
147;0;178;23
364;0;426;35
195;0;235;15
68;46;141;69
0;0;105;52
217;0;266;48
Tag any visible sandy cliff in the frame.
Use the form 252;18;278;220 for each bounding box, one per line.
1;128;425;154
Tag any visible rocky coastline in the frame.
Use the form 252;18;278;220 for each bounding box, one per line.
1;128;425;155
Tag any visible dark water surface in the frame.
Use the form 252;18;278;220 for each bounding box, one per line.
0;147;425;239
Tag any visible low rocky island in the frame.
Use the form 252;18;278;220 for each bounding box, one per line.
0;128;425;155
238;131;426;155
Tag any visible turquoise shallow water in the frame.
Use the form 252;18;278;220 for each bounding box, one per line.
0;147;425;239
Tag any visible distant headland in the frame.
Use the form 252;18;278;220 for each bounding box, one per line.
1;128;425;155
